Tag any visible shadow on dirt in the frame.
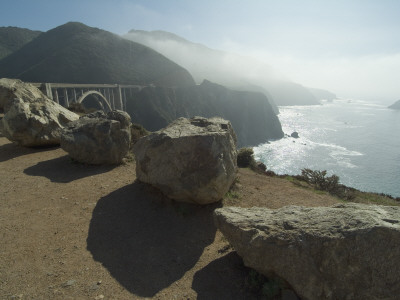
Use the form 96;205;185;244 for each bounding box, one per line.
0;142;59;162
23;155;116;182
86;181;219;297
192;252;256;300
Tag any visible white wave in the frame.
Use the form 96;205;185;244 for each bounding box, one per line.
308;141;363;156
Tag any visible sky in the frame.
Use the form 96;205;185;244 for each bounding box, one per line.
1;0;399;103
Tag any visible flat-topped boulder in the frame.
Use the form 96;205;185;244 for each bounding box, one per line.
133;116;237;204
1;78;79;146
214;203;400;300
60;110;131;164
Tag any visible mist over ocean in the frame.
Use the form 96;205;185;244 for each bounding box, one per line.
254;99;400;198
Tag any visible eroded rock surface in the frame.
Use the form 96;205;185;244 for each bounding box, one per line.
133;116;237;204
214;203;400;300
1;78;43;111
1;78;79;146
61;110;131;164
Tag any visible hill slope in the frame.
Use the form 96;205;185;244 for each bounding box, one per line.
308;87;337;102
0;22;195;87
389;100;400;110
0;26;41;60
123;29;320;106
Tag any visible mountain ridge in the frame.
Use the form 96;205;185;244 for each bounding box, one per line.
123;29;327;106
0;26;41;60
0;22;195;87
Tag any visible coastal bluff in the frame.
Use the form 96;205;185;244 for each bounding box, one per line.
126;80;283;147
389;100;400;109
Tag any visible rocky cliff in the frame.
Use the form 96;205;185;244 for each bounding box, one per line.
125;80;283;147
389;100;400;110
308;87;337;102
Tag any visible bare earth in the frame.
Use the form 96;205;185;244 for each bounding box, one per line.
0;136;339;300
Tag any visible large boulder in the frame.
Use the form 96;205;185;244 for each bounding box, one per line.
133;116;237;204
61;110;131;164
0;78;46;111
0;115;3;137
1;78;79;146
214;203;400;300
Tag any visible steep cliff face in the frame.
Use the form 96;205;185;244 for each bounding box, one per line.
389;100;400;110
125;80;283;147
308;87;337;102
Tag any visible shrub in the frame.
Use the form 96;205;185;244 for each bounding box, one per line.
256;162;267;172
300;169;339;191
131;122;150;145
68;102;86;114
68;101;98;115
237;147;257;168
299;168;355;200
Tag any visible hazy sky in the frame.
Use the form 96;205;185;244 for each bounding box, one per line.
1;0;399;103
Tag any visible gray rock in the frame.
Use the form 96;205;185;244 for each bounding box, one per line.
1;78;41;111
290;131;299;138
62;279;76;287
1;78;79;146
214;203;400;300
388;100;400;110
61;110;131;164
0;116;3;137
133;116;237;204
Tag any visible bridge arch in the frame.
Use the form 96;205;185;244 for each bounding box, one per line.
77;90;112;112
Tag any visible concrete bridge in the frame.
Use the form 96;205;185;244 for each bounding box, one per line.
31;82;145;112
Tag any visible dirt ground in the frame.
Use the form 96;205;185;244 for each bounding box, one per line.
0;135;339;300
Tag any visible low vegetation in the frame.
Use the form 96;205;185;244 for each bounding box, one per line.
237;147;257;169
282;169;400;206
131;122;150;144
68;101;98;115
236;156;399;206
298;168;354;200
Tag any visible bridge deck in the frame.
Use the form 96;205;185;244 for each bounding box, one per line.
29;82;145;112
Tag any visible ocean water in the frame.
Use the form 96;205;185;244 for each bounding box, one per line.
254;99;400;198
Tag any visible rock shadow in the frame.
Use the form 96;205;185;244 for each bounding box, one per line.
24;156;116;183
87;181;218;297
192;252;256;300
0;142;59;162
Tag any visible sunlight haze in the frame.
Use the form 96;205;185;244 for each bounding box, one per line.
1;0;399;103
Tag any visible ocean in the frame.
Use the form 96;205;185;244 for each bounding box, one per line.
254;99;400;198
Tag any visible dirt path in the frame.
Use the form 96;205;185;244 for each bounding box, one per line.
0;136;339;299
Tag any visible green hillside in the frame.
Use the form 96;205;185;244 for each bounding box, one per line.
0;22;195;87
0;26;41;60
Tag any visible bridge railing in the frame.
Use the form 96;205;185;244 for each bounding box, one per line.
30;82;144;112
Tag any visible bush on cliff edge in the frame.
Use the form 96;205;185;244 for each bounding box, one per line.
237;148;257;169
